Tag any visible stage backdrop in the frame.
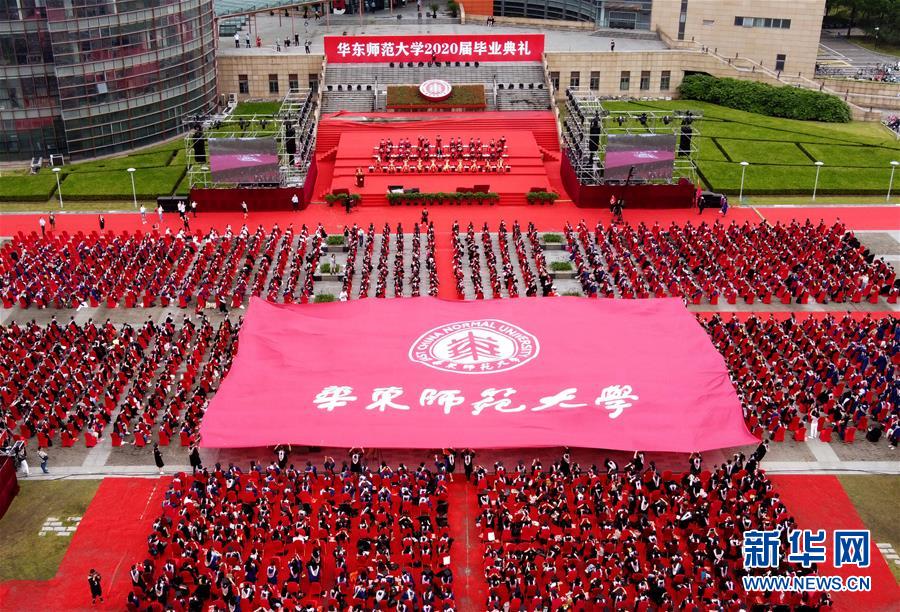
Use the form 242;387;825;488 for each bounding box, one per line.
324;34;544;63
200;298;756;451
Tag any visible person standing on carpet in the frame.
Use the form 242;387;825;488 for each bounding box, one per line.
189;443;202;474
461;448;475;481
153;443;165;474
98;214;105;231
241;200;248;219
88;569;104;604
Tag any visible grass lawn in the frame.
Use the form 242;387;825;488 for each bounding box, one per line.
0;479;100;581
61;165;185;200
233;101;281;116
0;174;60;202
838;475;900;583
601;99;900;194
718;139;812;165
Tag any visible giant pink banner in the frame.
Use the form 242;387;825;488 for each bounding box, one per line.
200;297;757;451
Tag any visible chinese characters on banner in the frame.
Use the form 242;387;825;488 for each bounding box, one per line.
312;385;639;417
324;34;545;63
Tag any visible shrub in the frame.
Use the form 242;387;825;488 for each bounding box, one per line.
550;261;573;272
678;75;851;123
314;293;336;303
325;235;345;246
542;233;563;243
562;290;582;296
526;191;559;204
320;262;341;274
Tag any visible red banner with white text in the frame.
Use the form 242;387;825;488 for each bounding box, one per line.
324;34;544;63
200;297;756;451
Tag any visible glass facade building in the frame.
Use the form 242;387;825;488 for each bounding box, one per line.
1;0;217;161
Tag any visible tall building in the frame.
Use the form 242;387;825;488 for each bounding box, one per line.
0;0;218;162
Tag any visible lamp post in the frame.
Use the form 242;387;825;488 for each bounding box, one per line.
52;167;63;209
739;161;749;203
812;161;824;201
874;27;880;51
127;167;137;208
888;160;899;202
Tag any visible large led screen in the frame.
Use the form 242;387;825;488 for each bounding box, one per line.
209;137;279;184
604;133;676;181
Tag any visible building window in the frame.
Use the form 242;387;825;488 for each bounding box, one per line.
677;0;688;40
268;74;279;94
238;74;249;94
734;16;791;29
702;19;714;25
775;54;786;72
640;71;651;90
288;73;299;91
569;71;580;88
550;71;560;90
619;71;630;91
309;73;319;90
660;70;671;91
589;71;600;91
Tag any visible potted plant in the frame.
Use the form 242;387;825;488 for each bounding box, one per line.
325;234;349;253
541;233;565;250
447;0;458;17
549;260;575;279
430;2;438;18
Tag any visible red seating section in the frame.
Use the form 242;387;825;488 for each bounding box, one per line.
127;463;456;610
702;313;898;444
476;455;832;610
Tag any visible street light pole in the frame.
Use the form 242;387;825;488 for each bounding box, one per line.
739;161;749;203
127;167;137;208
888;161;899;202
812;161;824;201
52;167;63;209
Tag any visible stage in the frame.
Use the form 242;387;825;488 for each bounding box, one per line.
314;111;561;206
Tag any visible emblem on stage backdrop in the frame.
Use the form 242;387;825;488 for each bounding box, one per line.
409;319;539;374
419;79;453;101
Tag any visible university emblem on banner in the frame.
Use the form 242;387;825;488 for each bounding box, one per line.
419;79;453;101
409;319;539;374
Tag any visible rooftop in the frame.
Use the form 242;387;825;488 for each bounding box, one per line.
218;9;670;56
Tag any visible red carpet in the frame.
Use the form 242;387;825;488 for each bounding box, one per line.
0;478;167;611
770;475;900;612
754;205;900;231
448;481;488;611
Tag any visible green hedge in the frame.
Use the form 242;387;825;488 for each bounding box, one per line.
679;75;851;123
386;84;486;109
386;191;499;205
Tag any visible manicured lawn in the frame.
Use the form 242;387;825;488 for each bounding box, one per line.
61;166;185;200
600;99;900;194
0;174;60;202
696;138;729;162
233;101;281;116
0;479;100;581
839;475;900;583
801;143;900;167
718;139;812;165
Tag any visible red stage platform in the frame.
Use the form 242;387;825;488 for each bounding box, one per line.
314;111;561;206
